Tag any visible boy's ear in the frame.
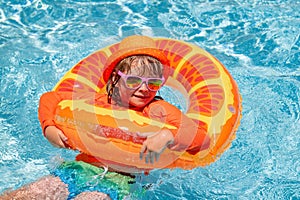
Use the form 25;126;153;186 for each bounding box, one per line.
111;71;118;82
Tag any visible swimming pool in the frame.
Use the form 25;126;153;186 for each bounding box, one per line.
1;0;299;199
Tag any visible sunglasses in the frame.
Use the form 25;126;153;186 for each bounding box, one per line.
117;71;164;91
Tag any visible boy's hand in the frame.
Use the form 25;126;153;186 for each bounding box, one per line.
44;126;69;148
139;129;174;164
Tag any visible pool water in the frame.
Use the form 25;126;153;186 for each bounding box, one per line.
1;0;299;199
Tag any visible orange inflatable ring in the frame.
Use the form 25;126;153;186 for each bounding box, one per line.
53;37;242;173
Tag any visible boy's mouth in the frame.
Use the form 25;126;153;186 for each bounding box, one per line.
133;94;148;99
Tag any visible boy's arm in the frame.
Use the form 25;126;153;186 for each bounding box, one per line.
38;91;73;134
144;100;211;154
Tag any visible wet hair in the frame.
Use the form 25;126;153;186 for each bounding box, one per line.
106;55;164;104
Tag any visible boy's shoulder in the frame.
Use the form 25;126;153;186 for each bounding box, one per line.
145;99;181;115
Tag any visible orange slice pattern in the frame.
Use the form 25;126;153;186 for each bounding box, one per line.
71;51;107;90
189;84;224;116
157;40;224;117
156;39;193;69
56;51;107;93
56;79;95;93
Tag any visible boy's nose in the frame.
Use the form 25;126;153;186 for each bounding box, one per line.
138;82;149;91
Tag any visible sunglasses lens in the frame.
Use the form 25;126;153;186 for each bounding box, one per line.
147;79;163;91
126;76;142;89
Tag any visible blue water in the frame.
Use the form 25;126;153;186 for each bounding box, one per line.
1;0;299;199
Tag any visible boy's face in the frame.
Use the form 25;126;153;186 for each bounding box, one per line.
116;62;159;110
